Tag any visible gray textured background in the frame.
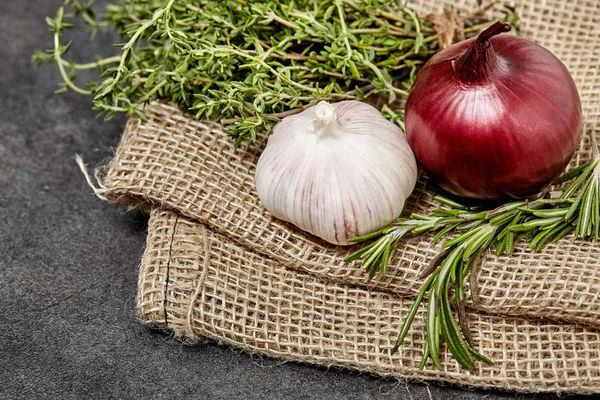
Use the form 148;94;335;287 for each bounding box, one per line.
0;1;593;399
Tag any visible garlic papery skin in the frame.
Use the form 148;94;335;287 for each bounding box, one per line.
255;100;418;246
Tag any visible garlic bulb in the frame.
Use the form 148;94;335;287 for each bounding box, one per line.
255;100;418;245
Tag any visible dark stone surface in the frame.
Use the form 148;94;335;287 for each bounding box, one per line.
0;1;592;399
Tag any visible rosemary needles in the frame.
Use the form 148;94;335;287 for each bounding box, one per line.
346;140;600;370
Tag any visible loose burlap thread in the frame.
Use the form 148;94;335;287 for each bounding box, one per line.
91;0;600;393
139;208;600;394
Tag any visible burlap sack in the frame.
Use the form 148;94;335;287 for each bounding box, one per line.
84;0;600;392
139;208;600;394
98;99;600;329
96;0;600;328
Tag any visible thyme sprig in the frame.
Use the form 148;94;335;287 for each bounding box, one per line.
345;139;600;370
34;0;516;144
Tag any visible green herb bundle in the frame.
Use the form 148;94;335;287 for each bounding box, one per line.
34;0;511;144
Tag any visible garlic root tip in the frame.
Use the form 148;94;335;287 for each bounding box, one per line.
313;101;336;132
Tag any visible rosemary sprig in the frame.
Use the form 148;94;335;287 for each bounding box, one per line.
34;0;517;145
345;140;600;370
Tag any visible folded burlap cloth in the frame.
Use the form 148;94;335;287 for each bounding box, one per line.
137;209;600;393
88;0;600;394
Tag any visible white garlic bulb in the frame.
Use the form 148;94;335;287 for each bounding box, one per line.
255;100;418;245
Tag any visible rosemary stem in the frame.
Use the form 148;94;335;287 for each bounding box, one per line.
345;139;600;369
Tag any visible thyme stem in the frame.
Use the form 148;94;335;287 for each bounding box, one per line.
52;8;91;95
97;0;177;99
59;55;121;70
336;1;353;58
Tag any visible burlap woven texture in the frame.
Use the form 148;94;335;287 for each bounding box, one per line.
99;0;600;331
93;0;600;393
103;100;600;329
140;208;600;394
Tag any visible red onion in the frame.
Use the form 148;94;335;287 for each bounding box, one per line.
405;22;582;202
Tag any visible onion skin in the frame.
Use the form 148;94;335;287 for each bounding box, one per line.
405;22;582;202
